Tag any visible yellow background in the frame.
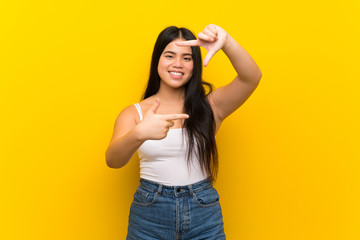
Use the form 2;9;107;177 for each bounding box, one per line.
1;0;359;239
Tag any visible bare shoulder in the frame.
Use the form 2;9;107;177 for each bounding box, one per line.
123;104;139;119
108;104;139;145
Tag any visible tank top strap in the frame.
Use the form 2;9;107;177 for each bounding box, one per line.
133;103;143;121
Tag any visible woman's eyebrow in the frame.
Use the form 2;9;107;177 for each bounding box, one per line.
164;51;192;56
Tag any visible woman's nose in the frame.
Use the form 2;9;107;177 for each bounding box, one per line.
172;58;182;67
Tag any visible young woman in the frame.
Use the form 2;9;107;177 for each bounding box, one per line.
106;24;262;240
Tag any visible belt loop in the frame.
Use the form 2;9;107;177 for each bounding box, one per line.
157;184;163;195
187;184;194;197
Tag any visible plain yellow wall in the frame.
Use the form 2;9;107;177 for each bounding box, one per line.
1;0;359;239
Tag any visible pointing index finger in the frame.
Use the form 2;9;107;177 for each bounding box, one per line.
161;114;190;120
175;40;200;47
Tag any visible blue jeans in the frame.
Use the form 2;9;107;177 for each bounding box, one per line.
126;177;226;240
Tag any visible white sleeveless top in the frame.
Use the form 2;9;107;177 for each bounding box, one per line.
133;103;209;186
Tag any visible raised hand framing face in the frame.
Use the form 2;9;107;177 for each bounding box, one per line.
176;24;228;67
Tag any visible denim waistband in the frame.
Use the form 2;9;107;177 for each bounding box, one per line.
139;177;213;197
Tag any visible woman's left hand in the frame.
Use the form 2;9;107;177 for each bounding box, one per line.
176;24;228;67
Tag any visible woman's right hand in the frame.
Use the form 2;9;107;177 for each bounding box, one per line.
136;98;189;140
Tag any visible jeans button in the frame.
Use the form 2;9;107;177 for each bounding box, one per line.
176;188;181;192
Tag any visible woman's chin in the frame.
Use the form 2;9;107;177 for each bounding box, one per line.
162;79;189;89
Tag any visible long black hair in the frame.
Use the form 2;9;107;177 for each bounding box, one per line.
141;26;219;183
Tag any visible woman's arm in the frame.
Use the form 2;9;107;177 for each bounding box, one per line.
176;24;262;122
105;106;145;168
106;100;189;168
223;34;262;84
208;32;262;121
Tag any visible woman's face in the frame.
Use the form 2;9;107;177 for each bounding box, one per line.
157;38;194;89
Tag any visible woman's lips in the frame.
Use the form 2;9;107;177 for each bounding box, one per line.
169;71;184;79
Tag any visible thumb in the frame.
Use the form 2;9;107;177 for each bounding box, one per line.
203;51;215;67
151;98;160;113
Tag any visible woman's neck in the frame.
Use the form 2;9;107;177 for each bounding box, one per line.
155;85;185;104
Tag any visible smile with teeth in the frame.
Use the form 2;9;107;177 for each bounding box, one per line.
169;71;184;76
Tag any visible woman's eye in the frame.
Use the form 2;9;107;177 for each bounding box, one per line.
184;58;192;61
166;55;173;59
